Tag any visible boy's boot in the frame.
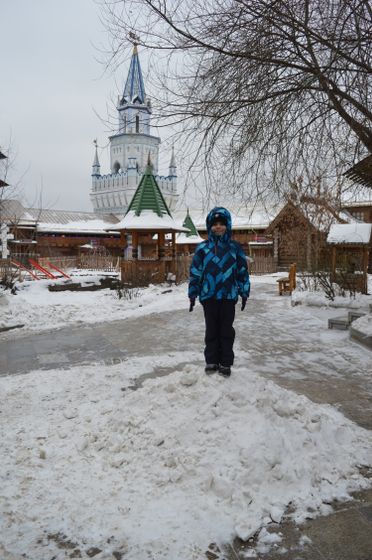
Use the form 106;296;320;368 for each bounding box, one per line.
205;364;219;374
218;365;231;377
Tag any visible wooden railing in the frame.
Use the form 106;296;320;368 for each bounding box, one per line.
38;255;119;272
78;254;118;272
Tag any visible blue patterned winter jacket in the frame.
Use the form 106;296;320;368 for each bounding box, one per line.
188;207;250;302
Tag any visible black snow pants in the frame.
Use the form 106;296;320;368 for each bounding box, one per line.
201;298;236;367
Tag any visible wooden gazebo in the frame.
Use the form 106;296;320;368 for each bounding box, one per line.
327;223;372;294
110;161;187;286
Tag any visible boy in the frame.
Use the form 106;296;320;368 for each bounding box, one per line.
188;207;250;377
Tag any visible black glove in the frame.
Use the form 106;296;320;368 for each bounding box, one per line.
189;297;196;312
241;297;247;311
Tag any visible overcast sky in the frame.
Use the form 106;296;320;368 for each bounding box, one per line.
0;0;182;212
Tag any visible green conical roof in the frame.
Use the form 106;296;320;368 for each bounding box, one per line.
182;209;199;237
126;163;172;218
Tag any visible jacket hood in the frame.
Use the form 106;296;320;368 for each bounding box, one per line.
206;207;232;241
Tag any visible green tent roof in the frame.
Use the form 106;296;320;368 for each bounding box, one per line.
126;163;172;218
182;210;199;237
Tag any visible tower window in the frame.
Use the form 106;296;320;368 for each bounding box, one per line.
136;115;140;133
113;161;121;174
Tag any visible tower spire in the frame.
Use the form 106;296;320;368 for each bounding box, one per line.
169;145;177;177
92;139;101;177
121;41;146;104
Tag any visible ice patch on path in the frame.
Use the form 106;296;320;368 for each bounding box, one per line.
0;359;371;559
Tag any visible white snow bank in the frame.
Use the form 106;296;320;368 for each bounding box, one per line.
292;273;372;310
353;314;372;336
291;289;372;310
0;276;187;334
1;358;371;559
0;273;276;335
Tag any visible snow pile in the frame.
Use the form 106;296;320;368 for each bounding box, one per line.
0;277;187;334
292;273;372;310
353;314;372;336
291;288;372;309
1;358;371;559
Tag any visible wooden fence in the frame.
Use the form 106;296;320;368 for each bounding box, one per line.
175;255;192;283
249;255;276;275
0;258;13;276
38;255;118;272
121;259;167;286
78;254;118;272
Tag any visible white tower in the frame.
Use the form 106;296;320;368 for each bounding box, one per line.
90;44;178;215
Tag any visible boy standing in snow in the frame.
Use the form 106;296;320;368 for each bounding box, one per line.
188;207;250;377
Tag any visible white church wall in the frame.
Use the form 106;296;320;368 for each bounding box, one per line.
91;46;178;217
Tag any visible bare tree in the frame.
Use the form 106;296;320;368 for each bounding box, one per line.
101;0;372;202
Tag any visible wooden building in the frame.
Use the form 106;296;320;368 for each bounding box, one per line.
110;161;187;285
264;200;355;271
0;199;122;260
342;201;372;224
327;223;372;294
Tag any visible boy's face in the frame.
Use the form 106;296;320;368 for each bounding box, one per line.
211;221;227;236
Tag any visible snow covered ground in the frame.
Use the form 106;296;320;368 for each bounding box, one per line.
1;271;371;337
0;273;372;559
0;271;187;334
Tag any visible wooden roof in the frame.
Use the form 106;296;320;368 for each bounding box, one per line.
182;210;199;237
344;154;372;189
126;162;171;218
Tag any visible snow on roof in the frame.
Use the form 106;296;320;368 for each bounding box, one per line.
0;199;35;224
0;200;120;230
26;207;119;225
327;223;372;244
110;210;189;232
37;219;120;235
342;199;372;208
176;232;205;245
173;206;278;230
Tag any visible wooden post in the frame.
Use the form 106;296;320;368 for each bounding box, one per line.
171;232;176;259
171;231;176;275
363;247;369;294
331;246;336;283
273;228;279;268
306;229;311;271
158;232;165;259
132;231;138;260
120;231;127;249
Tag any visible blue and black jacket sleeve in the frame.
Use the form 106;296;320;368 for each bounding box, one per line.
236;243;250;298
188;244;205;299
